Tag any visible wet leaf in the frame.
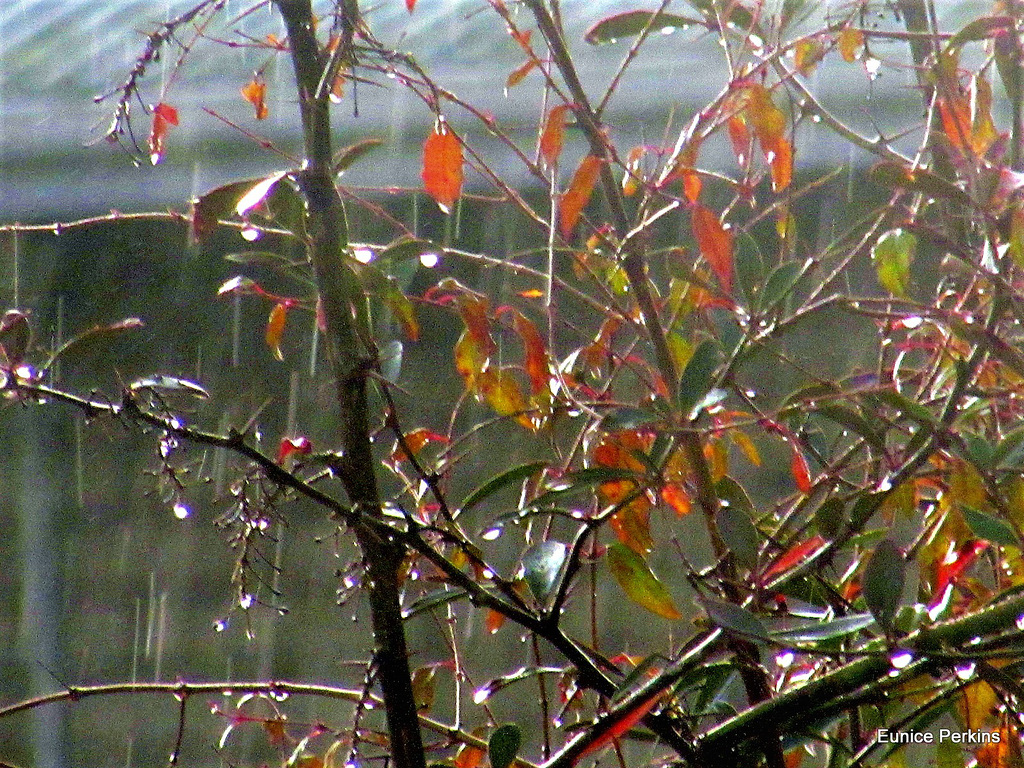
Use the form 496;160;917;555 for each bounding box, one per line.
607;542;682;620
521;541;568;604
411;665;437;712
760;534;827;584
540;104;572;168
575;690;662;762
583;10;700;44
763;134;793;192
460;461;546;513
236;171;289;219
622;145;646;197
489;724;522;768
147;102;178;165
677;338;721;419
455;737;486;768
422;120;464;214
699;596;767;639
128;375;209;398
771;613;875;643
266;301;289;361
691;204;734;293
863;538;906;629
479;367;531;427
790;444;812;493
241;74;269;120
560;155;603;238
390;427;449;465
506;59;537;89
962;506;1018;548
276;436;312;464
872;228;916;298
661;483;691;517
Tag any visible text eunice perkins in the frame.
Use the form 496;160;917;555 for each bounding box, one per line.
876;729;1000;744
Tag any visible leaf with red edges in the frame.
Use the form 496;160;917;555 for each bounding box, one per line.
560;155;603;238
761;534;827;584
575;689;664;764
691;203;734;293
422;120;463;214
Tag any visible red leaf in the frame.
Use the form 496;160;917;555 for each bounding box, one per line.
422;120;463;214
540;104;572;168
929;539;988;610
241;75;269;120
761;534;827;583
727;115;751;170
560;155;603;238
513;312;549;394
691;203;734;293
266;301;288;361
661;483;691;517
790;443;812;493
390;427;450;465
405;0;416;11
575;690;663;763
276;436;312;464
147;102;178;165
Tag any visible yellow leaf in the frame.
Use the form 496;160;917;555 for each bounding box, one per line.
838;27;864;62
265;301;288;361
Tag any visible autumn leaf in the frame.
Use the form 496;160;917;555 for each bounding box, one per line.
838;27;864;62
607;542;682;619
793;38;825;76
266;301;288;361
276;436;312;465
622;146;646;197
422;120;464;214
405;0;416;11
760;534;827;584
661;483;691;517
148;102;179;165
790;443;812;493
691;203;734;293
506;59;537;89
560;155;603;239
762;133;793;192
241;74;269;120
512;311;549;394
540;104;572;168
575;689;663;763
727;115;751;170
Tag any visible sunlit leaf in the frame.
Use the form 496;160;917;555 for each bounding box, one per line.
607;542;682;620
390;427;450;465
266;301;288;361
422;120;464;214
727;115;751;169
772;613;876;643
583;10;700;44
947;14;1014;49
460;461;546;513
127;374;209;398
454;735;486;768
760;534;827;584
691;204;734;294
863;538;906;629
511;311;549;394
560;155;603;238
661;483;691;517
793;37;825;76
540;105;571;168
383;284;419;341
742;82;786;145
147;102;178;165
610;501;654;555
790;444;812;493
479;367;531;427
489;724;522;768
236;171;289;219
762;133;793;192
276;436;312;465
241;74;269;120
521;540;568;604
575;689;663;763
838;27;864;62
677;338;721;419
485;607;506;635
622;145;646;197
962;506;1018;548
674;141;702;203
872;228;916;298
411;665;437;712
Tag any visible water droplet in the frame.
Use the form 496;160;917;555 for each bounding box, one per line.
482;525;503;541
173;501;190;520
213;618;228;632
811;114;822;123
955;662;976;680
239;593;255;610
419;252;439;268
472;686;491;704
354;247;374;264
1016;614;1024;631
241;227;261;242
659;26;676;35
776;650;795;669
889;650;913;670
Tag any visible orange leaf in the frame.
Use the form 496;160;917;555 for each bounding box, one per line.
575;690;663;763
691;203;734;293
938;95;972;152
560;155;603;239
456;294;494;352
241;75;269;120
276;436;312;465
391;427;450;464
661;483;691;517
147;102;178;165
762;134;793;192
761;534;827;583
422;120;463;214
790;443;812;492
485;607;506;634
743;83;786;145
838;27;864;62
506;59;537;89
455;742;486;768
540;104;572;168
513;312;549;394
622;146;646;197
266;301;288;361
675;141;702;203
727;115;751;170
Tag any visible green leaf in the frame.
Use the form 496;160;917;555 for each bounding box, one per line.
460;461;547;513
600;407;661;432
814;404;885;451
962;504;1019;548
333;137;384;174
813;498;846;540
771;613;875;643
677;338;721;419
698;596;767;639
758;260;804;312
41;318;146;372
947;14;1014;49
715;477;760;569
583;10;701;44
380;340;403;384
607;543;682;620
488;724;522;768
521;541;568;604
863;539;905;629
870;161;975;208
872;389;938;428
935;735;966;768
872;229;916;298
992;423;1024;468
